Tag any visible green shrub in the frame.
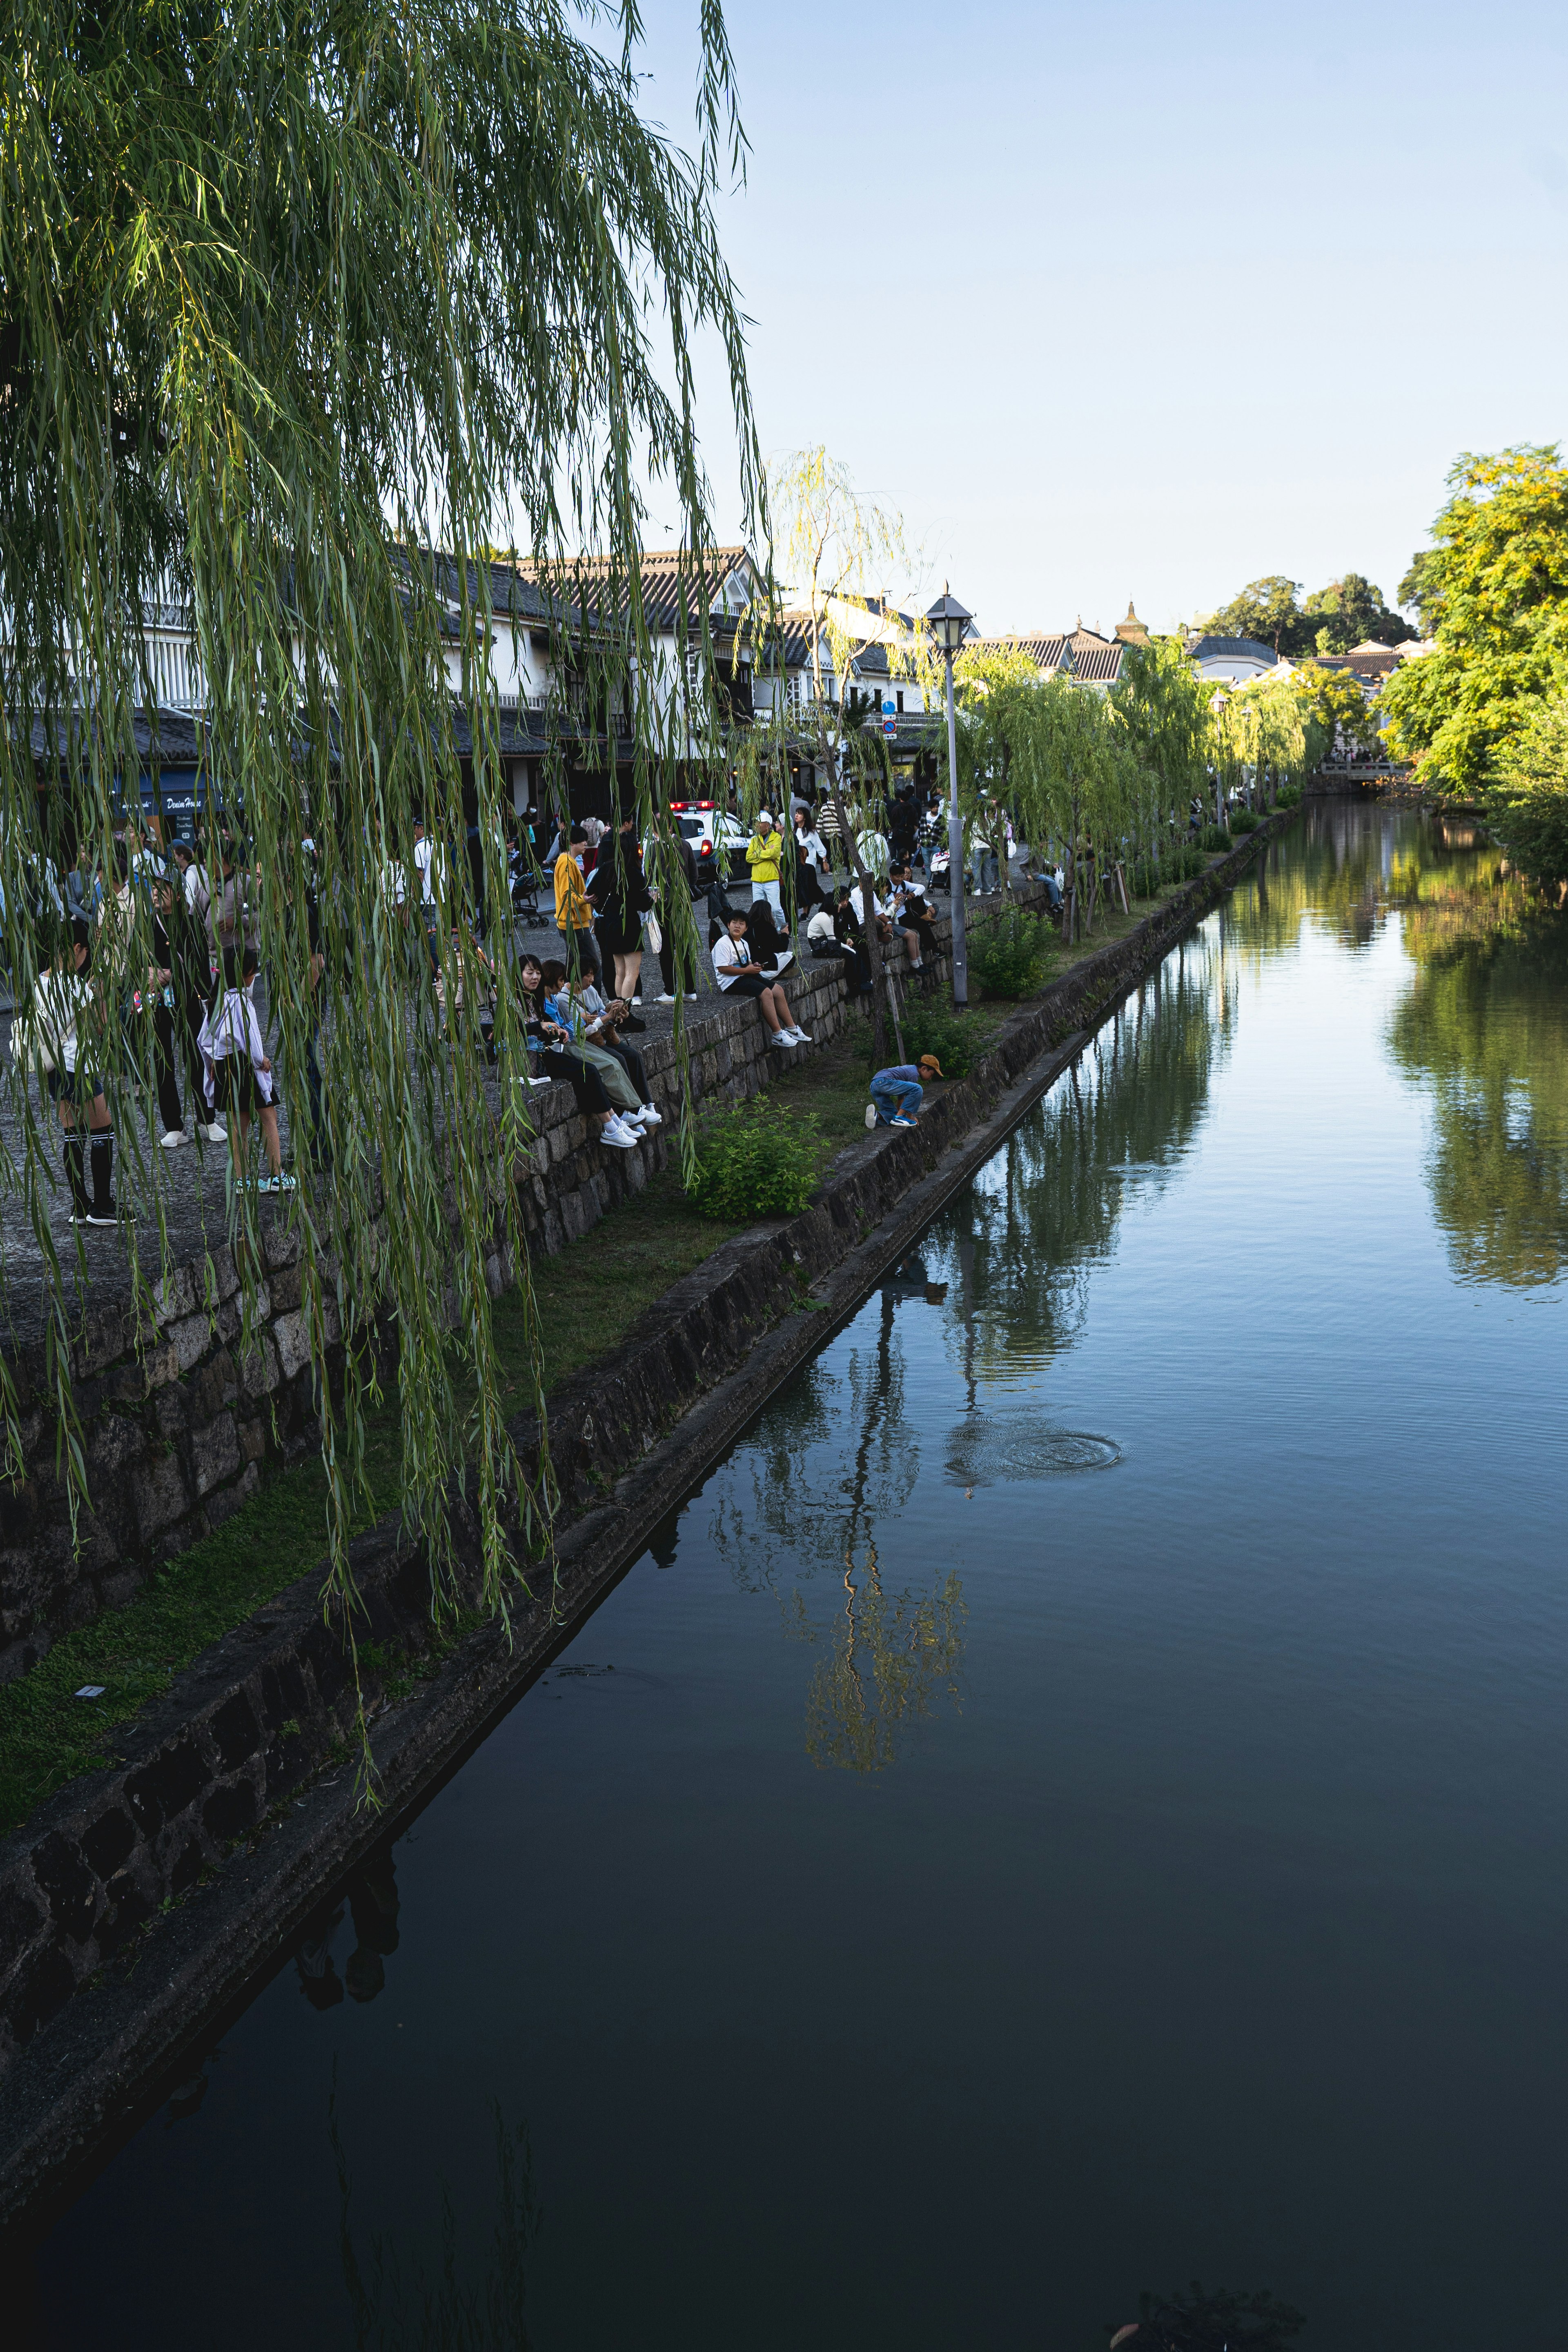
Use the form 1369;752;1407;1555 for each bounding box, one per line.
1229;807;1261;833
1199;823;1232;854
891;1000;982;1078
684;1097;825;1221
1276;782;1302;808
965;905;1054;998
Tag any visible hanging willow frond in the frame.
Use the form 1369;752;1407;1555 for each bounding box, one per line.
0;0;760;1717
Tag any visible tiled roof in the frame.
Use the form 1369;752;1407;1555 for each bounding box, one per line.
512;546;756;635
1185;635;1278;664
963;633;1125;684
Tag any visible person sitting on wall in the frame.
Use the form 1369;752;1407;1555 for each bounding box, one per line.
711;911;811;1049
886;863;938;972
805;891;871;996
865;1054;943;1132
743;892;793;976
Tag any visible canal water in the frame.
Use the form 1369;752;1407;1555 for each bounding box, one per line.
15;804;1568;2348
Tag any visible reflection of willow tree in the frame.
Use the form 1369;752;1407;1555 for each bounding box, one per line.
944;942;1231;1383
803;1546;965;1774
1390;906;1568;1287
333;2094;537;2352
708;1289;965;1772
706;1287;916;1589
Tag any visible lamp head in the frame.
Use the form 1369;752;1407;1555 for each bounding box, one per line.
926;587;973;659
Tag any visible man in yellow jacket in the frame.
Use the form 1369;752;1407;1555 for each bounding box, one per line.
554;822;603;982
744;810;785;924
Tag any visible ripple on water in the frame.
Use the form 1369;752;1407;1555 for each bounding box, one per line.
943;1413;1123;1486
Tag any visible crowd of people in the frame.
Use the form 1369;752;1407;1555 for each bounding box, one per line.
8;776;1031;1221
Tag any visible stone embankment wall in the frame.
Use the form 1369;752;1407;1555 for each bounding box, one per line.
0;906;998;1683
0;818;1300;2126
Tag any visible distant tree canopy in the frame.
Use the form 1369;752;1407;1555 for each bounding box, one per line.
1200;573;1414;657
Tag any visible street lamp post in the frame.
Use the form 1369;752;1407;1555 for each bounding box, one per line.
927;586;973;1010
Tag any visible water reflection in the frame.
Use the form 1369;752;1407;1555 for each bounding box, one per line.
1232;806;1567;1289
333;2092;538;2352
296;1851;403;2011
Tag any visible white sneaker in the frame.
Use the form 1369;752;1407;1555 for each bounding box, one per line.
600;1116;639;1149
159;1128;188;1150
684;992;698;1000
768;1029;791;1049
790;1027;813;1044
656;993;676;1005
197;1121;227;1143
638;1101;663;1124
864;1102;878;1129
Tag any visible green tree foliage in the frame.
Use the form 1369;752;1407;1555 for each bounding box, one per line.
1301;570;1414;652
1201;572;1412;657
1486;694;1568;880
1201;575;1304;653
0;0;757;1690
1396;547;1443;634
1380;445;1568;796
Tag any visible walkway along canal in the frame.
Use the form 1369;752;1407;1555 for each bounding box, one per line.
8;801;1568;2347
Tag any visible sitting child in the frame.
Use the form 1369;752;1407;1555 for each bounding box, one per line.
196;947;296;1192
865;1054;944;1131
711;912;811;1049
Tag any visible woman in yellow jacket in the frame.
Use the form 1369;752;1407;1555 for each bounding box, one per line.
744;810;785;924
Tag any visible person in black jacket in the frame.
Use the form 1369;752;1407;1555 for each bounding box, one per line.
588;811;651;1006
148;874;224;1145
649;815;700;1002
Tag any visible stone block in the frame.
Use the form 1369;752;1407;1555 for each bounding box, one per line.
187;1349;239;1422
204;1464;260;1532
236;1417;267;1466
88;1412;144;1482
2;1942;76;2048
209;1690;260;1772
206;1246;240;1305
125;1733;205;1836
30;1831;100;1944
132;1452;189;1541
79;1806;137;1882
191;1412;241;1497
152;1265;198;1325
272;1307;315;1373
267;1262;303;1314
167;1312;213;1376
236;1330;282;1399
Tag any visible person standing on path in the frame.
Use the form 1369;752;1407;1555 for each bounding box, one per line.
148;875;224;1146
744;811;785;923
553;822;603;984
588;811;653;1007
650;816;701;1003
197;947;295;1192
21;920;121;1225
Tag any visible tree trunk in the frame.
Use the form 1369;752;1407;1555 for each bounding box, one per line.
824;747;889;1066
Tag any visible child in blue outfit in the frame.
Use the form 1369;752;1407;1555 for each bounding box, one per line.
866;1054;943;1130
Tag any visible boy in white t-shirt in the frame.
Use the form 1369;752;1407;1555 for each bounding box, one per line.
711;913;811;1050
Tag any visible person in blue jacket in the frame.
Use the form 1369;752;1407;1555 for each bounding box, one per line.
866;1053;943;1130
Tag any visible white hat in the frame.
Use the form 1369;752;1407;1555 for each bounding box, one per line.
757;808;773;824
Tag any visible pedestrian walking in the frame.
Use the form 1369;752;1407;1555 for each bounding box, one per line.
196;947;295;1192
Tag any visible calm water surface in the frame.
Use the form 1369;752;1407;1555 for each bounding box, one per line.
16;805;1568;2348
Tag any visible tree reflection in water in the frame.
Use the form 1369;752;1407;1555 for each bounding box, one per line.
332;2090;538;2352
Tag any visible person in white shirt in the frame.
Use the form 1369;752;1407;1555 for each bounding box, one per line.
20;920;118;1226
710;913;811;1049
197;947;296;1192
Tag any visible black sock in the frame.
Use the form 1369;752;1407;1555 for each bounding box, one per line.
64;1136;88;1217
89;1127;114;1215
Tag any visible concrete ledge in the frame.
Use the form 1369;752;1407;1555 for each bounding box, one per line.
0;806;1298;2227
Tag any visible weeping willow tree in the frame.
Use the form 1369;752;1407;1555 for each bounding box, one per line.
0;0;760;1730
763;448;939;1060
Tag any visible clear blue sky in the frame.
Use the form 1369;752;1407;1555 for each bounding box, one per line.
627;0;1568;638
